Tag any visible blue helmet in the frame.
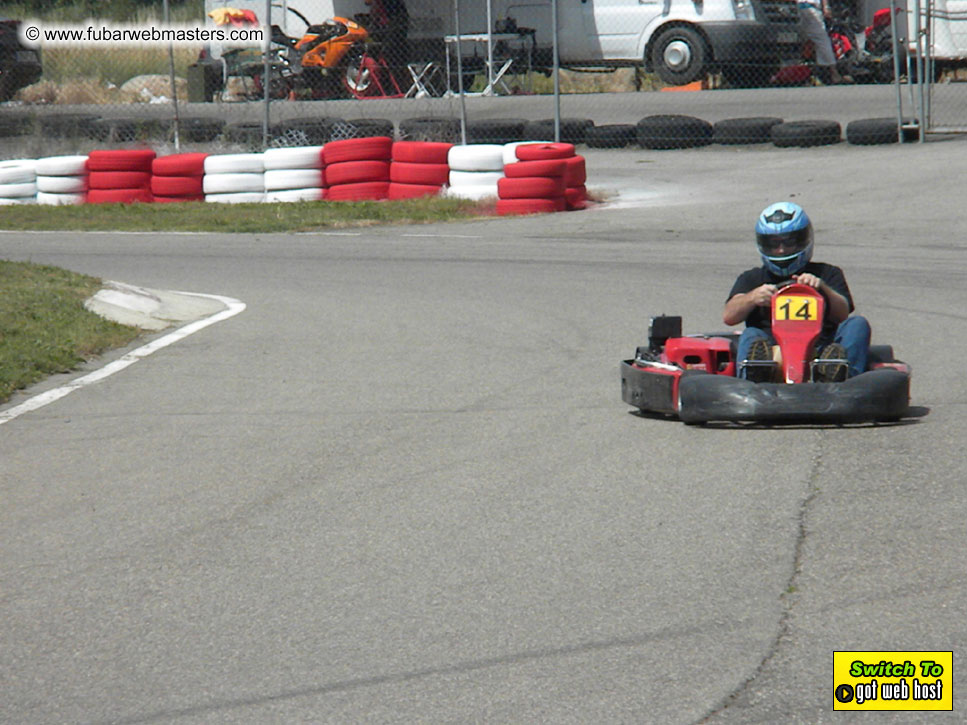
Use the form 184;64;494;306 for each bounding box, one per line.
755;202;814;277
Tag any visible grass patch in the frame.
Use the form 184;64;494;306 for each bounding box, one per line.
0;197;494;233
0;260;142;404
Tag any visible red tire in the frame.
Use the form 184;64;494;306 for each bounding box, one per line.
388;182;442;200
391;141;453;164
88;171;152;190
152;152;208;177
324;160;391;186
86;149;157;172
326;181;390;201
152;195;205;203
514;142;575;161
503;159;566;178
86;188;153;204
497;176;566;200
496;198;565;216
565;185;588;210
323;137;393;165
564;156;587;187
151;175;205;196
389;162;450;186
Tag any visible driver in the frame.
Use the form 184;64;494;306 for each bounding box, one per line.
723;201;870;382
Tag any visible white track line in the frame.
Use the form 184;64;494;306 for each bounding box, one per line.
0;293;246;426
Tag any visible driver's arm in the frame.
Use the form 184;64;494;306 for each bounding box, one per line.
723;284;776;326
794;273;850;323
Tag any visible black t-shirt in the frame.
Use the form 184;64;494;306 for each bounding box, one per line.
727;262;854;336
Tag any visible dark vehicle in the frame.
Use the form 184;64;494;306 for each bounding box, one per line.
0;18;42;101
620;282;911;424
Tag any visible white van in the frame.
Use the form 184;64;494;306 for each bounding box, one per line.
205;0;802;85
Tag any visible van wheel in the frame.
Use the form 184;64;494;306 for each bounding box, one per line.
650;26;707;86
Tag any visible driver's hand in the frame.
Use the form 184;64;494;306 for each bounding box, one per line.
794;273;821;289
751;284;777;306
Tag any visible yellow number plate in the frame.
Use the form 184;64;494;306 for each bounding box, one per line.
776;295;818;321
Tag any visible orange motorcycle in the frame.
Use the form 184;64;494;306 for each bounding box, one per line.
272;13;402;98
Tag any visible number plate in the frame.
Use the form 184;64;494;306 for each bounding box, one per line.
776;295;818;321
776;32;799;44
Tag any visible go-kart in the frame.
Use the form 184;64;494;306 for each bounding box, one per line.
620;281;911;424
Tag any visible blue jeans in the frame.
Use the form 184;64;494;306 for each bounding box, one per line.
736;316;871;379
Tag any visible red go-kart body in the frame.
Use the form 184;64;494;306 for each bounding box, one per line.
620;283;911;424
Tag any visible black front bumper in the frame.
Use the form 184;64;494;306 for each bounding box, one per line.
702;21;801;64
677;369;911;424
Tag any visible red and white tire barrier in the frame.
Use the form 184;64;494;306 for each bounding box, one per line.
34;154;87;205
0;159;37;205
444;144;505;200
500;143;587;214
203;153;265;204
0;138;591;213
85;149;155;204
263;145;325;203
388;140;452;200
151;152;208;203
323;136;392;201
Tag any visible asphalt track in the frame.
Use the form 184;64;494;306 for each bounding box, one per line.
1;137;965;723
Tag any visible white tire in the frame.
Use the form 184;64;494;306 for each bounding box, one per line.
442;184;498;201
205;192;266;204
502;141;550;166
0;196;37;205
264;168;323;191
0;160;37;184
447;144;505;172
203;153;264;174
36;175;87;193
0;182;37;198
265;188;324;203
202;173;264;194
263;146;324;170
37;191;85;205
34;155;88;177
448;170;504;188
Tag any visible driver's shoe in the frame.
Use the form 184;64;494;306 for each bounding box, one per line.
815;343;848;382
744;339;775;382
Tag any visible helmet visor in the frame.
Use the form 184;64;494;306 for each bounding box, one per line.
756;227;811;256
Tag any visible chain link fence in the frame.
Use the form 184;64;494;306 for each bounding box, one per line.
3;0;966;161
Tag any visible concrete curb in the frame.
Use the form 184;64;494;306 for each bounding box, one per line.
85;281;227;331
